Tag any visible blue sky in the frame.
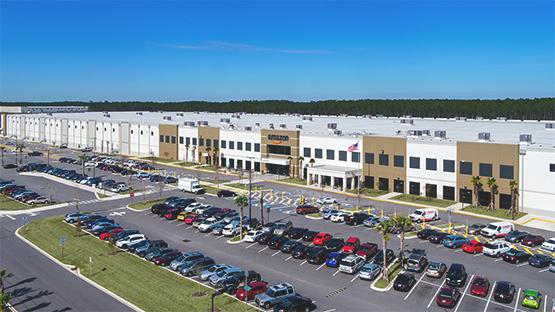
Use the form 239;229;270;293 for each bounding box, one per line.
1;1;553;102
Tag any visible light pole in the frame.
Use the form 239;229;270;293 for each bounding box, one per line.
211;290;223;312
246;156;255;217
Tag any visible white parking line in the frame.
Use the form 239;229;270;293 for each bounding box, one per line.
169;220;178;223
215;236;224;240
300;260;307;266
204;233;211;237
333;269;340;276
322;309;336;312
404;272;426;300
453;274;473;312
5;215;16;220
543;295;547;312
183;226;192;230
245;243;256;249
350;275;359;282
427;279;445;308
285;256;292;261
316;263;326;271
176;223;185;226
483;281;496;312
474;254;482;257
494;258;503;262
539;268;549;273
513;288;521;312
420;241;428;244
454;249;463;253
258;246;269;253
516;263;528;267
271;251;281;257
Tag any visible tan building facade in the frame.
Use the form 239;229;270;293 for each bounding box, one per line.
197;126;220;165
158;124;179;160
260;129;300;176
362;136;407;193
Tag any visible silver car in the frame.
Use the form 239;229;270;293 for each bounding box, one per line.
209;268;243;287
199;264;233;281
359;263;381;280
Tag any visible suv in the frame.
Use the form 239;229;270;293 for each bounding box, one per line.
255;282;296;309
406;254;428;272
273;220;293;236
116;234;147;249
296;205;319;215
483;241;512;258
306;247;331;264
180;257;216;277
446;263;467;287
343;237;361;254
345;213;368;226
221;270;262;294
209;268;243;288
200;264;233;281
135;240;168;257
170;252;206;271
339;255;366;274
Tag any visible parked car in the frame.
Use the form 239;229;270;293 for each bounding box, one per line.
65;212;87;223
254;282;296;309
393;273;416;292
3;164;18;169
316;197;337;205
445;263;467;287
467;223;487;235
342;237;360;254
273;220;293;236
170;251;207;271
180;257;216;277
505;230;529;243
330;212;349;223
292;245;311;259
521;289;542;309
405;254;428;272
244;230;264;243
417;228;437;239
501;249;532;264
281;241;303;254
493;281;516;303
272;295;314;312
359;263;381;281
428;232;449;244
302;231;319;242
313;233;332;246
339;255;366;274
200;264;233;281
522;234;545;247
325;238;345;252
268;236;289;249
209;268;243;288
483;240;513;258
326;252;348;268
257;232;276;244
296;204;319;215
198;218;222;233
116;234;147;249
462;240;484;254
436;287;461;308
443;235;469;249
373;249;395;266
306;246;331;264
541;237;555;251
470;276;490;297
145;248;176;261
345;213;368;226
356;243;378;260
217;190;236;197
154;251;183;266
322;209;339;220
236;282;268;301
221;270;261;294
287;227;308;239
426;261;447;278
261;221;278;233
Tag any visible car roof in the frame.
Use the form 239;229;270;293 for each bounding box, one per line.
347;237;359;242
524;289;539;296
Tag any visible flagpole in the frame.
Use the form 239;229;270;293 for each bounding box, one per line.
357;140;360;210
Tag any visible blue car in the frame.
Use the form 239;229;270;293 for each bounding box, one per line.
442;235;469;249
326;252;349;268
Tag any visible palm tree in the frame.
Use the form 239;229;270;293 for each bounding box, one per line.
184;144;190;163
309;158;315;166
205;147;212;165
375;219;392;283
212;147;220;167
234;195;248;239
470;175;482;208
78;154;87;175
508;180;518;219
0;147;5;167
393;215;413;263
15;143;25;164
0;269;13;295
298;156;305;180
486;178;498;211
191;145;196;163
287;156;293;178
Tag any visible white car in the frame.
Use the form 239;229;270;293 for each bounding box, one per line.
198;218;221;233
109;183;131;193
84;161;96;167
80;177;93;184
193;204;213;214
330;212;349;222
482;240;512;257
116;234;146;249
222;224;240;237
184;202;203;213
541;237;555;251
137;172;150;179
244;230;263;243
317;197;338;205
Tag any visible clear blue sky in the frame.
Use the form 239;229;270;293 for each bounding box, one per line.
1;1;553;102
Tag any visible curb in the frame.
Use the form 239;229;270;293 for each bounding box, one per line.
14;225;145;312
305;215;323;220
370;265;404;292
227;237;244;244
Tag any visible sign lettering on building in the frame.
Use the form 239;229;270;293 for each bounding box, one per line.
268;134;289;144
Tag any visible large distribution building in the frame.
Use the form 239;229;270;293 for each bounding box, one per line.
2;110;555;218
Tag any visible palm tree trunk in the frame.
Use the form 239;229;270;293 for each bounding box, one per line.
400;231;405;264
488;187;494;211
382;238;388;282
239;204;244;239
473;184;480;208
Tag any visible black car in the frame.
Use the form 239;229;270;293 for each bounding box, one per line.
306;246;331;264
393;273;416;292
149;175;164;182
257;232;276;245
504;230;529;243
281;241;303;253
217;190;236;197
151;203;170;215
273;296;314;312
268;236;289;249
202;207;221;218
374;249;395;266
302;231;319;242
27;151;43;156
493;281;516;303
93;224;121;236
3;164;18;169
292;245;311;259
221;270;262;294
428;232;449;244
127;240;151;253
528;254;554;268
417;229;437;239
114;230;141;241
325;238;345;252
288;227;309;239
163;196;180;205
445;263;467;287
501;250;532;264
345;213;368;226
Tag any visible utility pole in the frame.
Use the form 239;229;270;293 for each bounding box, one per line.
248;168;252;217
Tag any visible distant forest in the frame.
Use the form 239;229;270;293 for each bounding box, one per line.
3;98;555;120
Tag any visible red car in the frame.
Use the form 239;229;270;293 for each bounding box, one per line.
470;276;490;297
462;241;484;254
235;282;268;301
184;214;201;225
342;237;361;254
356;243;378;259
436;287;461;308
100;228;123;241
522;234;545;247
313;233;332;246
154;251;182;266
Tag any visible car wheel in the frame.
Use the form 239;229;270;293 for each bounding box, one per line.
186;271;193;277
493;235;497;239
473;250;477;254
305;308;309;312
68;219;74;223
264;303;271;309
138;252;145;257
516;259;520;264
315;209;319;213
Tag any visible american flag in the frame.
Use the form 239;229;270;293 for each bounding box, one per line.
348;142;358;152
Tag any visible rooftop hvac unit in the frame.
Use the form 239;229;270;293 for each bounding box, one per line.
163;116;172;121
232;115;240;119
302;116;313;122
157;110;163;113
103;111;109;114
341;114;348;117
327;123;337;130
184;121;196;127
244;126;252;131
376;114;384;118
519;134;532;142
293;113;300;117
197;121;209;126
269;123;274;129
476;117;484;121
478;132;491;141
228;124;235;130
434;130;446;138
296;125;303;130
284;113;291;116
203;111;209;114
546;123;554;130
103;113;111;118
220;118;230;124
255;123;261;128
176;113;184;117
497;117;507;121
363;115;372;119
423;130;430;136
193;111;200;114
403;115;412;119
455;117;467;122
333;130;343;136
47;113;53;116
400;119;414;125
279;124;286;129
136;112;143;115
407;130;423;136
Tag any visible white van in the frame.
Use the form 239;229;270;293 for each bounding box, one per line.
480;221;514;238
409;208;439;222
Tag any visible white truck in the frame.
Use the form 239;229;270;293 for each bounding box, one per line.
178;178;205;194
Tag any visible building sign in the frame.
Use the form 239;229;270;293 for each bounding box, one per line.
261;158;290;166
268;134;289;144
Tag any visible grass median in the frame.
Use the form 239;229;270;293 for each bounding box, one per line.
460;206;528;220
0;195;51;211
347;188;389;197
18;215;255;312
374;260;404;289
277;178;307;185
127;197;167;210
389;194;456;208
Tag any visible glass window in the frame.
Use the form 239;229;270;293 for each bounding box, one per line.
268;145;290;155
165;135;170;143
326;149;334;160
351;152;360;163
206;139;211;147
213;140;219;148
409;157;420;169
151;131;154;136
304;147;311;158
379;154;389;166
179;136;183;144
237;142;243;150
338;151;347;161
159;135;164;143
245;142;251;151
254;143;260;152
479;163;492;177
443;186;455;201
315;148;323;159
499;165;514;179
365;153;374;164
229;141;234;149
186;137;190;145
171;136;176;144
460;161;472;175
426;158;437;171
443;159;455;173
551;164;555;172
221;140;226;149
394;155;404;167
199;138;204;147
192;138;197;145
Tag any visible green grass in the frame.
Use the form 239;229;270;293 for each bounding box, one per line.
307;213;322;218
168;182;178;186
374;260;404;289
119;189;144;196
229;236;242;242
404;231;418;238
127;197;167;210
204;179;230;184
138;157;179;163
176;162;200;167
200;165;218;171
203;185;222;196
0;196;50;211
390;194;457;208
278;178;307;185
18;216;254;312
96;193;109;199
435;223;463;229
347;188;389;197
461;206;528;220
224;183;267;190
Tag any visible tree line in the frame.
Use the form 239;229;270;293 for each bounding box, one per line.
2;98;554;120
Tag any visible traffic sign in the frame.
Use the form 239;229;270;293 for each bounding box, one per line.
22;216;28;223
130;192;135;197
60;236;66;244
139;178;143;183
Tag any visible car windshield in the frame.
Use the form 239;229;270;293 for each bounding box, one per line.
307;251;319;257
281;299;293;307
439;292;452;299
444;237;453;242
486;224;498;230
340;259;354;266
202;220;211;225
497;284;510;292
408;259;419;265
244;285;252;291
524;295;537;300
345;242;355;247
546;239;555;244
275;224;287;229
470;224;480;229
428;263;441;270
216;270;227;277
473;280;487;287
414;211;423;215
449;269;462;277
185;260;195;267
484;243;497;249
361;266;374;273
505;250;517;256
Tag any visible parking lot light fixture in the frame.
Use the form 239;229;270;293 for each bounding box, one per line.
211;290;223;312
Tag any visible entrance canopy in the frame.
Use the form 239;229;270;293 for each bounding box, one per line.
307;165;362;191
